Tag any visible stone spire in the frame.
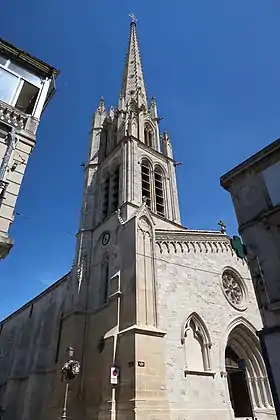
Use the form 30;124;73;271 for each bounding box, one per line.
120;19;147;109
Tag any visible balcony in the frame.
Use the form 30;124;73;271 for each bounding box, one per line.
0;100;27;130
0;179;8;204
0;180;13;259
0;231;13;259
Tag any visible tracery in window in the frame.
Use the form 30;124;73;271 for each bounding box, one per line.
221;269;247;311
182;313;212;373
154;165;165;217
141;159;151;208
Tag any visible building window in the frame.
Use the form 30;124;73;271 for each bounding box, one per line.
111;167;120;212
221;269;247;311
182;313;212;373
262;161;280;207
102;177;110;219
141;159;151;208
101;256;110;305
154;165;165;217
0;57;41;114
144;124;153;147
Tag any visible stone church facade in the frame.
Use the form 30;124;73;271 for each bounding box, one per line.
0;20;276;420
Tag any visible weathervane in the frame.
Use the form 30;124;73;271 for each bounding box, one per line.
129;13;137;23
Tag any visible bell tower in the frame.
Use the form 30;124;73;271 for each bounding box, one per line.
78;18;181;237
64;17;184;420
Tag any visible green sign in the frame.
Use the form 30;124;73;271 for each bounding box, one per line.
231;235;247;259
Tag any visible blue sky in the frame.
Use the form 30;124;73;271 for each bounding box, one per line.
1;0;280;319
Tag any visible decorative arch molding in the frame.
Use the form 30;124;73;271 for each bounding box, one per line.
181;312;211;346
102;167;110;181
154;162;167;177
140;155;153;168
144;120;156;148
138;215;153;235
220;317;274;410
110;158;121;174
181;312;213;375
220;316;257;369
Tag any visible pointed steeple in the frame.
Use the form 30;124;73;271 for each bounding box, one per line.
120;18;147;109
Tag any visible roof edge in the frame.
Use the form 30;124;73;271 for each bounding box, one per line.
0;272;70;324
220;138;280;190
0;38;60;78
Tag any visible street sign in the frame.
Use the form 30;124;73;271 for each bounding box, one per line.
110;366;120;385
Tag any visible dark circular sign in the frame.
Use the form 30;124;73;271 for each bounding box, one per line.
102;232;111;246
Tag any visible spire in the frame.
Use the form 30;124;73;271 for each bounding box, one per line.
120;16;147;109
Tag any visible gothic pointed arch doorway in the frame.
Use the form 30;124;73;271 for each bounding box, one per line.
225;321;274;418
225;346;253;418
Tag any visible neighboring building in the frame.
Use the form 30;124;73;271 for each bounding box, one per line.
0;21;277;420
0;38;59;259
221;138;280;417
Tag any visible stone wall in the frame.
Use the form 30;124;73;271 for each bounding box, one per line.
156;230;275;420
0;274;69;420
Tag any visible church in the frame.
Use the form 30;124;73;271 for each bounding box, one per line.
0;19;276;420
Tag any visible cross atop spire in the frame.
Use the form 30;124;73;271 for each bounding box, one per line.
120;17;147;108
128;13;137;24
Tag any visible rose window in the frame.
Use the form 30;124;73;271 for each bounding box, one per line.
222;270;246;309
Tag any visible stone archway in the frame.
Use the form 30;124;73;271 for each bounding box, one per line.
225;321;273;418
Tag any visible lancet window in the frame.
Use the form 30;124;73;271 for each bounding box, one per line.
154;165;165;217
111;166;120;212
141;159;152;208
182;313;212;373
102;176;110;219
141;160;166;216
101;255;110;305
144;124;154;147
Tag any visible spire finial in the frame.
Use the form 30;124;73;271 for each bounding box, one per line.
129;13;137;24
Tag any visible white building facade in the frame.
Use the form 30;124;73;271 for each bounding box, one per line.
0;38;59;259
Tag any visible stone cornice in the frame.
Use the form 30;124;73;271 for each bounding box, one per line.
0;272;70;324
155;229;232;254
136;137;174;164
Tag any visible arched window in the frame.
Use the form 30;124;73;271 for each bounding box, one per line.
102;176;110;219
141;159;151;208
154;165;165;217
182;313;212;373
226;322;274;413
111;166;120;212
101;256;109;305
144;124;154;147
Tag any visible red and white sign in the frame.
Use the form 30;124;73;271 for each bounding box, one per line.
110;366;120;385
